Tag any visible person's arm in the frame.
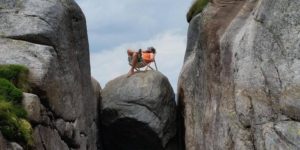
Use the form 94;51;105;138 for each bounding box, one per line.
128;49;135;52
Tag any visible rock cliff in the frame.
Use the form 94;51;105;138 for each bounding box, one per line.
178;0;300;150
101;71;177;150
0;0;100;149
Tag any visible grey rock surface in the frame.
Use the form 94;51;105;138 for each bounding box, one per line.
101;71;177;150
0;132;24;150
179;0;300;150
9;142;24;150
92;76;102;105
0;132;9;150
0;0;99;149
22;93;42;123
33;125;69;150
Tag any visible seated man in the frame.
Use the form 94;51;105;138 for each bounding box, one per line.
127;46;156;77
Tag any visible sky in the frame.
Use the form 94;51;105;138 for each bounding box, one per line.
75;0;193;91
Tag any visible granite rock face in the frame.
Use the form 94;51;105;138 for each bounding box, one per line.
178;0;300;149
22;93;42;123
0;132;24;150
101;71;177;150
0;0;100;149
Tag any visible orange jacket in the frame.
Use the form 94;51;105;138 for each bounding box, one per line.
142;52;154;63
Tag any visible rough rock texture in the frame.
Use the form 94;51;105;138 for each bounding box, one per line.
101;71;177;150
92;76;102;104
178;0;300;150
0;132;24;150
0;0;100;149
22;93;42;123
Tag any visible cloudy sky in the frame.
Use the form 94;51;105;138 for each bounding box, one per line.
75;0;193;91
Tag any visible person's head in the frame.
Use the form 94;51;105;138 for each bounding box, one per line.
147;46;156;54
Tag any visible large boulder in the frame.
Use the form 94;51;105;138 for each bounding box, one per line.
101;71;177;150
0;0;100;149
179;0;300;150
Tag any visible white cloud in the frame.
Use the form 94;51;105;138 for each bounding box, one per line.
74;0;193;92
76;0;192;51
90;30;186;91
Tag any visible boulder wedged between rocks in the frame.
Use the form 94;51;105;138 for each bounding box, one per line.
101;71;177;150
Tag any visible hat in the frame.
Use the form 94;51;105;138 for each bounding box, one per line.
147;46;156;53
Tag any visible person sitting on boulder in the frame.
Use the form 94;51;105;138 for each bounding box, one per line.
127;47;156;77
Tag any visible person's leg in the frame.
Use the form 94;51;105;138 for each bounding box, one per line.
128;52;138;77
